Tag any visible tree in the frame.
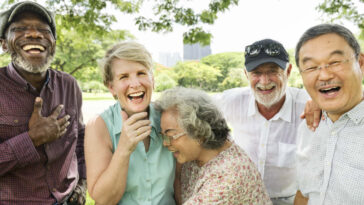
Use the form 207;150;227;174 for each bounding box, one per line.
173;61;221;91
219;67;248;91
287;49;304;88
318;0;364;37
200;52;244;81
52;28;132;78
154;63;178;91
1;0;240;45
0;53;10;67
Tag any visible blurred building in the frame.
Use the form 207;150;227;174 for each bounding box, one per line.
158;52;182;67
183;43;211;61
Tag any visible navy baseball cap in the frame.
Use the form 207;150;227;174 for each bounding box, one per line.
244;39;289;72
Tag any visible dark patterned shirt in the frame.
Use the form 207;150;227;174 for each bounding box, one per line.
0;63;85;205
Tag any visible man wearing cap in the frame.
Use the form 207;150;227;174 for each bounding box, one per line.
215;39;310;205
0;1;86;204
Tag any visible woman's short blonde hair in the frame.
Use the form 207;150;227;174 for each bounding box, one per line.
99;41;153;86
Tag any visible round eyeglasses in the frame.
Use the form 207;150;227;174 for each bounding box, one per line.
160;132;186;144
300;59;350;75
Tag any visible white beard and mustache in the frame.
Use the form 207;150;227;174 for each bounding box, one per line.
11;52;54;73
7;41;54;74
252;78;287;108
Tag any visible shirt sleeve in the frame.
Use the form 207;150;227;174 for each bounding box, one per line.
0;132;40;176
296;120;311;197
75;81;86;179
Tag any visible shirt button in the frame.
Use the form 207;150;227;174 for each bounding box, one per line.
261;144;265;148
146;179;150;182
331;131;336;136
14;119;18;123
52;188;57;192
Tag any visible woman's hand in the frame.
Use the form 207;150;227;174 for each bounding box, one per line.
119;111;151;155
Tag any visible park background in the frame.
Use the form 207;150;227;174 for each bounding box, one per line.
0;0;363;204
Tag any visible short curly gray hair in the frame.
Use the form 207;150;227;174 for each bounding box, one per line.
155;87;230;149
99;41;153;87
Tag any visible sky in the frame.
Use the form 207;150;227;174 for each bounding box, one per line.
112;0;360;60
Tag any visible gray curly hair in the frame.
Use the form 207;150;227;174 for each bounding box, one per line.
155;87;230;149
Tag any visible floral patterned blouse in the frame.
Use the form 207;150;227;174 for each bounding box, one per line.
181;143;272;205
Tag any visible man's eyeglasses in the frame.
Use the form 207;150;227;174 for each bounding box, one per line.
160;132;186;144
245;43;283;57
300;59;350;75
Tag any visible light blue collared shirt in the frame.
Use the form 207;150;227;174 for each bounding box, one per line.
101;102;176;205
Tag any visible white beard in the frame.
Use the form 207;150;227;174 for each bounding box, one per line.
252;78;287;108
12;53;53;73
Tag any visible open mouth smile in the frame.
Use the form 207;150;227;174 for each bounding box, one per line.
257;84;276;92
319;86;341;95
22;44;46;54
127;91;145;101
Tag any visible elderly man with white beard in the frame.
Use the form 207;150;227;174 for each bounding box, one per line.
215;39;310;205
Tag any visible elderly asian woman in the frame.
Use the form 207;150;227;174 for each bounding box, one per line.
155;87;272;205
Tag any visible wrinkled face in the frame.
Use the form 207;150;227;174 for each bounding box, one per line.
160;108;202;164
108;58;154;116
246;62;290;108
1;12;55;73
298;33;364;121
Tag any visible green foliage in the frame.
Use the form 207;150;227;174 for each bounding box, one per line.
219;67;248;91
0;53;10;67
287;49;304;88
155;72;177;92
52;26;132;77
134;0;240;45
173;61;221;91
201;52;244;80
0;0;239;86
318;0;364;37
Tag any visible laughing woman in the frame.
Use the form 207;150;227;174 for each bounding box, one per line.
155;87;272;205
84;42;175;205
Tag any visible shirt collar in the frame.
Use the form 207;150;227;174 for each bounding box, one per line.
247;88;292;122
6;63;51;91
6;63;29;87
323;100;364;125
113;102;161;140
346;100;364;124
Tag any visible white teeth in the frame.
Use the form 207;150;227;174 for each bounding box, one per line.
321;87;338;91
128;91;144;97
22;45;45;51
256;83;276;90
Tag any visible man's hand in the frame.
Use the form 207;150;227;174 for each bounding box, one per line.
294;190;308;205
300;99;323;131
67;179;87;205
28;97;70;146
